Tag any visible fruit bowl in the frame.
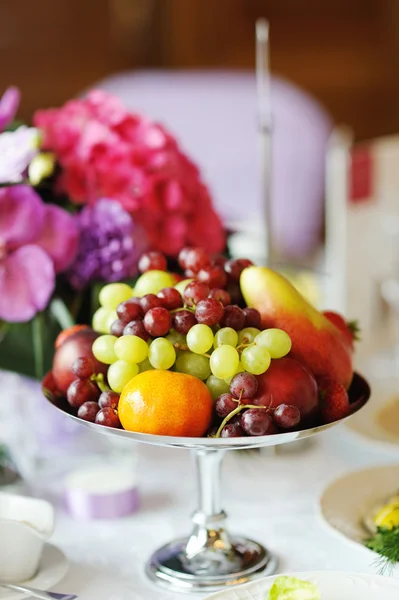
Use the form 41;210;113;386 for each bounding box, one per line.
44;372;370;593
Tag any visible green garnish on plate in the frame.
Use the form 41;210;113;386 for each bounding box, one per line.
365;525;399;572
267;576;321;599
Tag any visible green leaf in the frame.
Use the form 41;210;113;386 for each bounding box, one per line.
267;576;321;600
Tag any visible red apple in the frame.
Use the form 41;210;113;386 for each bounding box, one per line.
53;329;107;393
253;357;318;424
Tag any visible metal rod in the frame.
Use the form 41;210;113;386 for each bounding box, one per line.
194;449;224;516
256;18;273;265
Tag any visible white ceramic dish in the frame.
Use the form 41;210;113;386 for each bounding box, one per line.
319;465;399;566
0;544;68;600
205;571;399;599
0;493;54;582
345;374;399;452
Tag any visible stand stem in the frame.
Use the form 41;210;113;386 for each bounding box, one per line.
195;449;224;516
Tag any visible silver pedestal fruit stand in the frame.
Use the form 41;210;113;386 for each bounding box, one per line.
45;373;370;593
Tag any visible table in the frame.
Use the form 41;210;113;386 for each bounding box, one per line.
46;425;399;599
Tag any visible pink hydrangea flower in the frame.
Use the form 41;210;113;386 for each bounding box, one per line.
34;90;225;256
0;186;78;322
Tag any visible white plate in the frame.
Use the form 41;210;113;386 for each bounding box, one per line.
345;370;399;452
319;465;399;562
205;571;399;599
0;543;69;600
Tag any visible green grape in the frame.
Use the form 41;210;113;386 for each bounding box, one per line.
148;338;176;369
186;324;214;354
174;278;194;298
210;345;239;379
241;345;271;375
255;328;292;358
214;327;238;349
224;361;245;384
99;283;132;310
134;270;176;297
206;375;230;401
92;307;114;334
92;335;118;364
138;357;154;373
238;327;261;345
166;330;187;349
114;335;149;364
105;310;118;332
107;360;139;393
175;352;211;380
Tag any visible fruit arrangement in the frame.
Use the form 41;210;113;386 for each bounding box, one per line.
43;247;365;439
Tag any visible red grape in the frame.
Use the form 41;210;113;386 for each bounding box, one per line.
178;247;191;270
138;251;167;273
195;298;224;326
95;407;121;428
144;307;172;337
211;254;227;268
110;319;126;337
230;372;258;399
72;357;95;380
226;283;244;306
67;379;100;408
183;281;210;307
215;393;237;417
140;294;164;313
183;247;211;273
78;401;99;422
209;288;231;306
116;300;143;323
184;269;196;278
273;404;301;429
225;258;253;282
221;423;245;437
42;370;62;400
172;309;197;334
220;305;245;330
98;390;120;409
243;307;261;329
241;409;274;436
123;320;150;341
197;266;227;289
157;287;183;310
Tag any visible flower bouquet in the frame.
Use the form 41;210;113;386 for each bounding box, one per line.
0;86;225;380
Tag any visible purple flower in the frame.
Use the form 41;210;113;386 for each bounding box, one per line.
0;87;20;132
0;186;79;322
68;199;147;290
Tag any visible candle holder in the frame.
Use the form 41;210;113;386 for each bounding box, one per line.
45;373;370;593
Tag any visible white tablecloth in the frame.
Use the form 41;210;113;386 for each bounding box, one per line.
44;426;399;600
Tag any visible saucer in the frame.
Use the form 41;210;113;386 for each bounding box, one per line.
345;370;399;452
205;571;399;599
0;544;69;600
319;464;399;567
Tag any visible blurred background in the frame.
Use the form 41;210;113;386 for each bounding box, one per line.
2;0;399;141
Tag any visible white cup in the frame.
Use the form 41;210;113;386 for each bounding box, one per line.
0;493;54;582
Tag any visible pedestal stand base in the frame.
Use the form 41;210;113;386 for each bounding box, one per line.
146;535;278;593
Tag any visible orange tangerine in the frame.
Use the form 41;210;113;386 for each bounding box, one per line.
118;370;213;437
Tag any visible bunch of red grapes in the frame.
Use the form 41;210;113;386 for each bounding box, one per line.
67;357;121;428
215;371;301;438
107;249;258;341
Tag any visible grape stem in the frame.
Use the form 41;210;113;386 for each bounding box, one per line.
235;342;253;352
214;392;268;438
92;373;110;393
